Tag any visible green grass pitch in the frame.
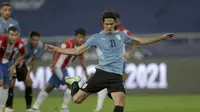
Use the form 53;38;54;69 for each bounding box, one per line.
12;95;200;112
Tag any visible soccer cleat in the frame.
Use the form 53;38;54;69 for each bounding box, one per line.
4;108;14;112
26;108;34;112
60;108;70;112
94;108;102;112
65;76;81;85
32;108;40;112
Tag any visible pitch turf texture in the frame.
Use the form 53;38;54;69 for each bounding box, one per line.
12;95;200;112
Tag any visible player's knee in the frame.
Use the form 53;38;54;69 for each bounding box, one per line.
72;96;83;104
25;81;32;87
3;85;9;89
44;84;53;93
10;79;16;87
113;93;125;106
24;79;33;86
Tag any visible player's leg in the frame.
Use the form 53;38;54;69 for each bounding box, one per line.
95;89;108;112
5;77;16;111
65;77;91;104
0;63;11;111
60;88;71;112
65;69;106;104
111;92;125;112
0;64;4;111
57;68;72;112
32;76;56;110
24;74;33;111
107;73;126;112
16;62;33;111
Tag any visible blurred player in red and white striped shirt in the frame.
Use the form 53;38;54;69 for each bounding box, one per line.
32;28;89;112
0;26;25;111
95;12;137;112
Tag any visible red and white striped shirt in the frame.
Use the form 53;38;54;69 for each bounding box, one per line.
55;38;82;68
119;26;133;36
0;34;25;63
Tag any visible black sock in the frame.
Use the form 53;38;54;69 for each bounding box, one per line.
71;81;79;97
113;106;124;112
25;86;32;109
6;87;14;108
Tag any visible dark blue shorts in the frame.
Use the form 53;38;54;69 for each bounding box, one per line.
0;61;13;86
48;67;69;88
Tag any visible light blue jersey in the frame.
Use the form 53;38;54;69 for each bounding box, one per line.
14;38;44;63
0;17;20;35
23;39;44;62
84;31;134;75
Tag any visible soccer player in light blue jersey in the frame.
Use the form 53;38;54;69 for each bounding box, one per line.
0;2;20;35
95;12;137;112
45;11;175;112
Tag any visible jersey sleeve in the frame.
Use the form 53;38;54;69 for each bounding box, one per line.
84;34;97;49
123;32;134;44
60;40;71;48
18;40;25;55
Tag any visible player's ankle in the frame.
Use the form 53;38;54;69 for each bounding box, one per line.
114;105;124;112
61;103;68;109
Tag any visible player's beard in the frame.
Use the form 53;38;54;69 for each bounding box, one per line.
3;14;10;20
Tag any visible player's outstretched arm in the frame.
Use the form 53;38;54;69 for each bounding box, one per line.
133;33;175;45
45;44;89;55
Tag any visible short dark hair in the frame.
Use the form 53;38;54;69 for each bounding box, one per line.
101;11;117;23
115;12;120;19
7;26;18;32
0;2;12;8
29;31;40;38
75;28;86;36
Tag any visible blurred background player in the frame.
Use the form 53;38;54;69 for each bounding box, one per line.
0;2;20;35
94;12;137;112
32;28;89;112
5;31;43;112
0;26;25;112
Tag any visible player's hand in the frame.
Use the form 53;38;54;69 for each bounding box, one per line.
162;33;175;39
25;73;33;86
8;66;15;79
50;64;56;73
45;44;57;52
18;60;24;68
124;53;131;61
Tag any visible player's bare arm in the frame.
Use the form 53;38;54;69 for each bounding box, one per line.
133;33;175;45
27;59;36;74
9;53;25;78
50;51;57;72
45;44;89;56
79;55;89;79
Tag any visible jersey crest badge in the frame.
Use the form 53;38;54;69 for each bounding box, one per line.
34;49;38;54
116;35;121;40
